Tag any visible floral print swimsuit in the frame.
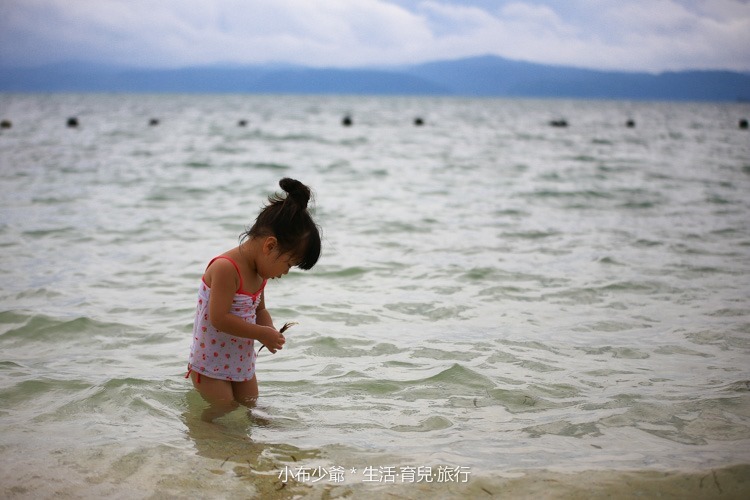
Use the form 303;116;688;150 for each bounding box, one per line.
187;256;267;382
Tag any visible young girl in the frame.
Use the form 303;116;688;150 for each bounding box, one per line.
186;178;321;421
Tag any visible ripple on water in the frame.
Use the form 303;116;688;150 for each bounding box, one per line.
297;336;400;357
0;312;132;344
390;415;453;432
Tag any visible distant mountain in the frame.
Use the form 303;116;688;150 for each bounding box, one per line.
1;55;749;101
0;64;446;95
403;55;750;101
0;64;269;93
248;68;446;95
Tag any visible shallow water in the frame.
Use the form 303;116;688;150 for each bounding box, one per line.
1;93;750;497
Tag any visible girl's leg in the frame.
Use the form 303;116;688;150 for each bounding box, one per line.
233;376;272;425
190;371;239;422
232;376;259;408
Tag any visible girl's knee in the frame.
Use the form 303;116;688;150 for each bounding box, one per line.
232;377;259;406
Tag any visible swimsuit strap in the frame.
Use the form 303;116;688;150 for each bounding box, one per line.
185;366;201;383
206;255;244;292
206;255;267;298
253;278;268;299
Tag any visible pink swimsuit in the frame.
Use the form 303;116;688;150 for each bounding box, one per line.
186;256;267;382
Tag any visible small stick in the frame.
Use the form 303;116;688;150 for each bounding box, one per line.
257;321;297;353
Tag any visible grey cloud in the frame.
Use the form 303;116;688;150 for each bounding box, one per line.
0;0;748;71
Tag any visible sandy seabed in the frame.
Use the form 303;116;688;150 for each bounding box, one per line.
2;445;748;500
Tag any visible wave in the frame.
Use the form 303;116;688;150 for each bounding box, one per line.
0;311;135;343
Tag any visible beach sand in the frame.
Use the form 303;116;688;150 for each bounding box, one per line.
2;439;748;500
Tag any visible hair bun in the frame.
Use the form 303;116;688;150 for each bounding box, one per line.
279;178;311;209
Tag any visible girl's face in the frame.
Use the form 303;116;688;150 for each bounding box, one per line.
258;237;298;279
266;251;296;280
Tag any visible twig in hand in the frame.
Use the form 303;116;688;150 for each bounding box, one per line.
257;321;297;353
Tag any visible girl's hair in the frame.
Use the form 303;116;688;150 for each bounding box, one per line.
242;178;321;270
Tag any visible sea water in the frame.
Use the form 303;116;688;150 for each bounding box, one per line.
1;93;749;498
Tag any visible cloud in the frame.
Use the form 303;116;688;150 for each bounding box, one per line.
0;0;435;67
0;0;748;71
415;0;750;71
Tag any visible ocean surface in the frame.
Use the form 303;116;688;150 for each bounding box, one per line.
1;93;750;498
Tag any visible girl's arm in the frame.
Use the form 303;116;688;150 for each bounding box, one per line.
255;291;285;353
255;291;274;328
206;261;285;351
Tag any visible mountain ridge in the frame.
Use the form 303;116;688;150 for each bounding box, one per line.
1;55;748;101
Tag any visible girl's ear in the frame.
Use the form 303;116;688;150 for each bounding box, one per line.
262;236;278;254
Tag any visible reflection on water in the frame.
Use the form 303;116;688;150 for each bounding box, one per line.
182;391;323;497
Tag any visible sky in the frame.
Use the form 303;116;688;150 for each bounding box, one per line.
1;0;749;73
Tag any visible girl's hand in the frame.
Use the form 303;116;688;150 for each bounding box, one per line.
259;327;286;354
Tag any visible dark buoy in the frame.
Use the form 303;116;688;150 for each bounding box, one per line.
342;115;353;127
414;117;424;126
238;119;247;127
549;119;568;128
0;119;11;129
740;118;748;130
149;118;160;126
67;117;79;128
626;119;636;128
